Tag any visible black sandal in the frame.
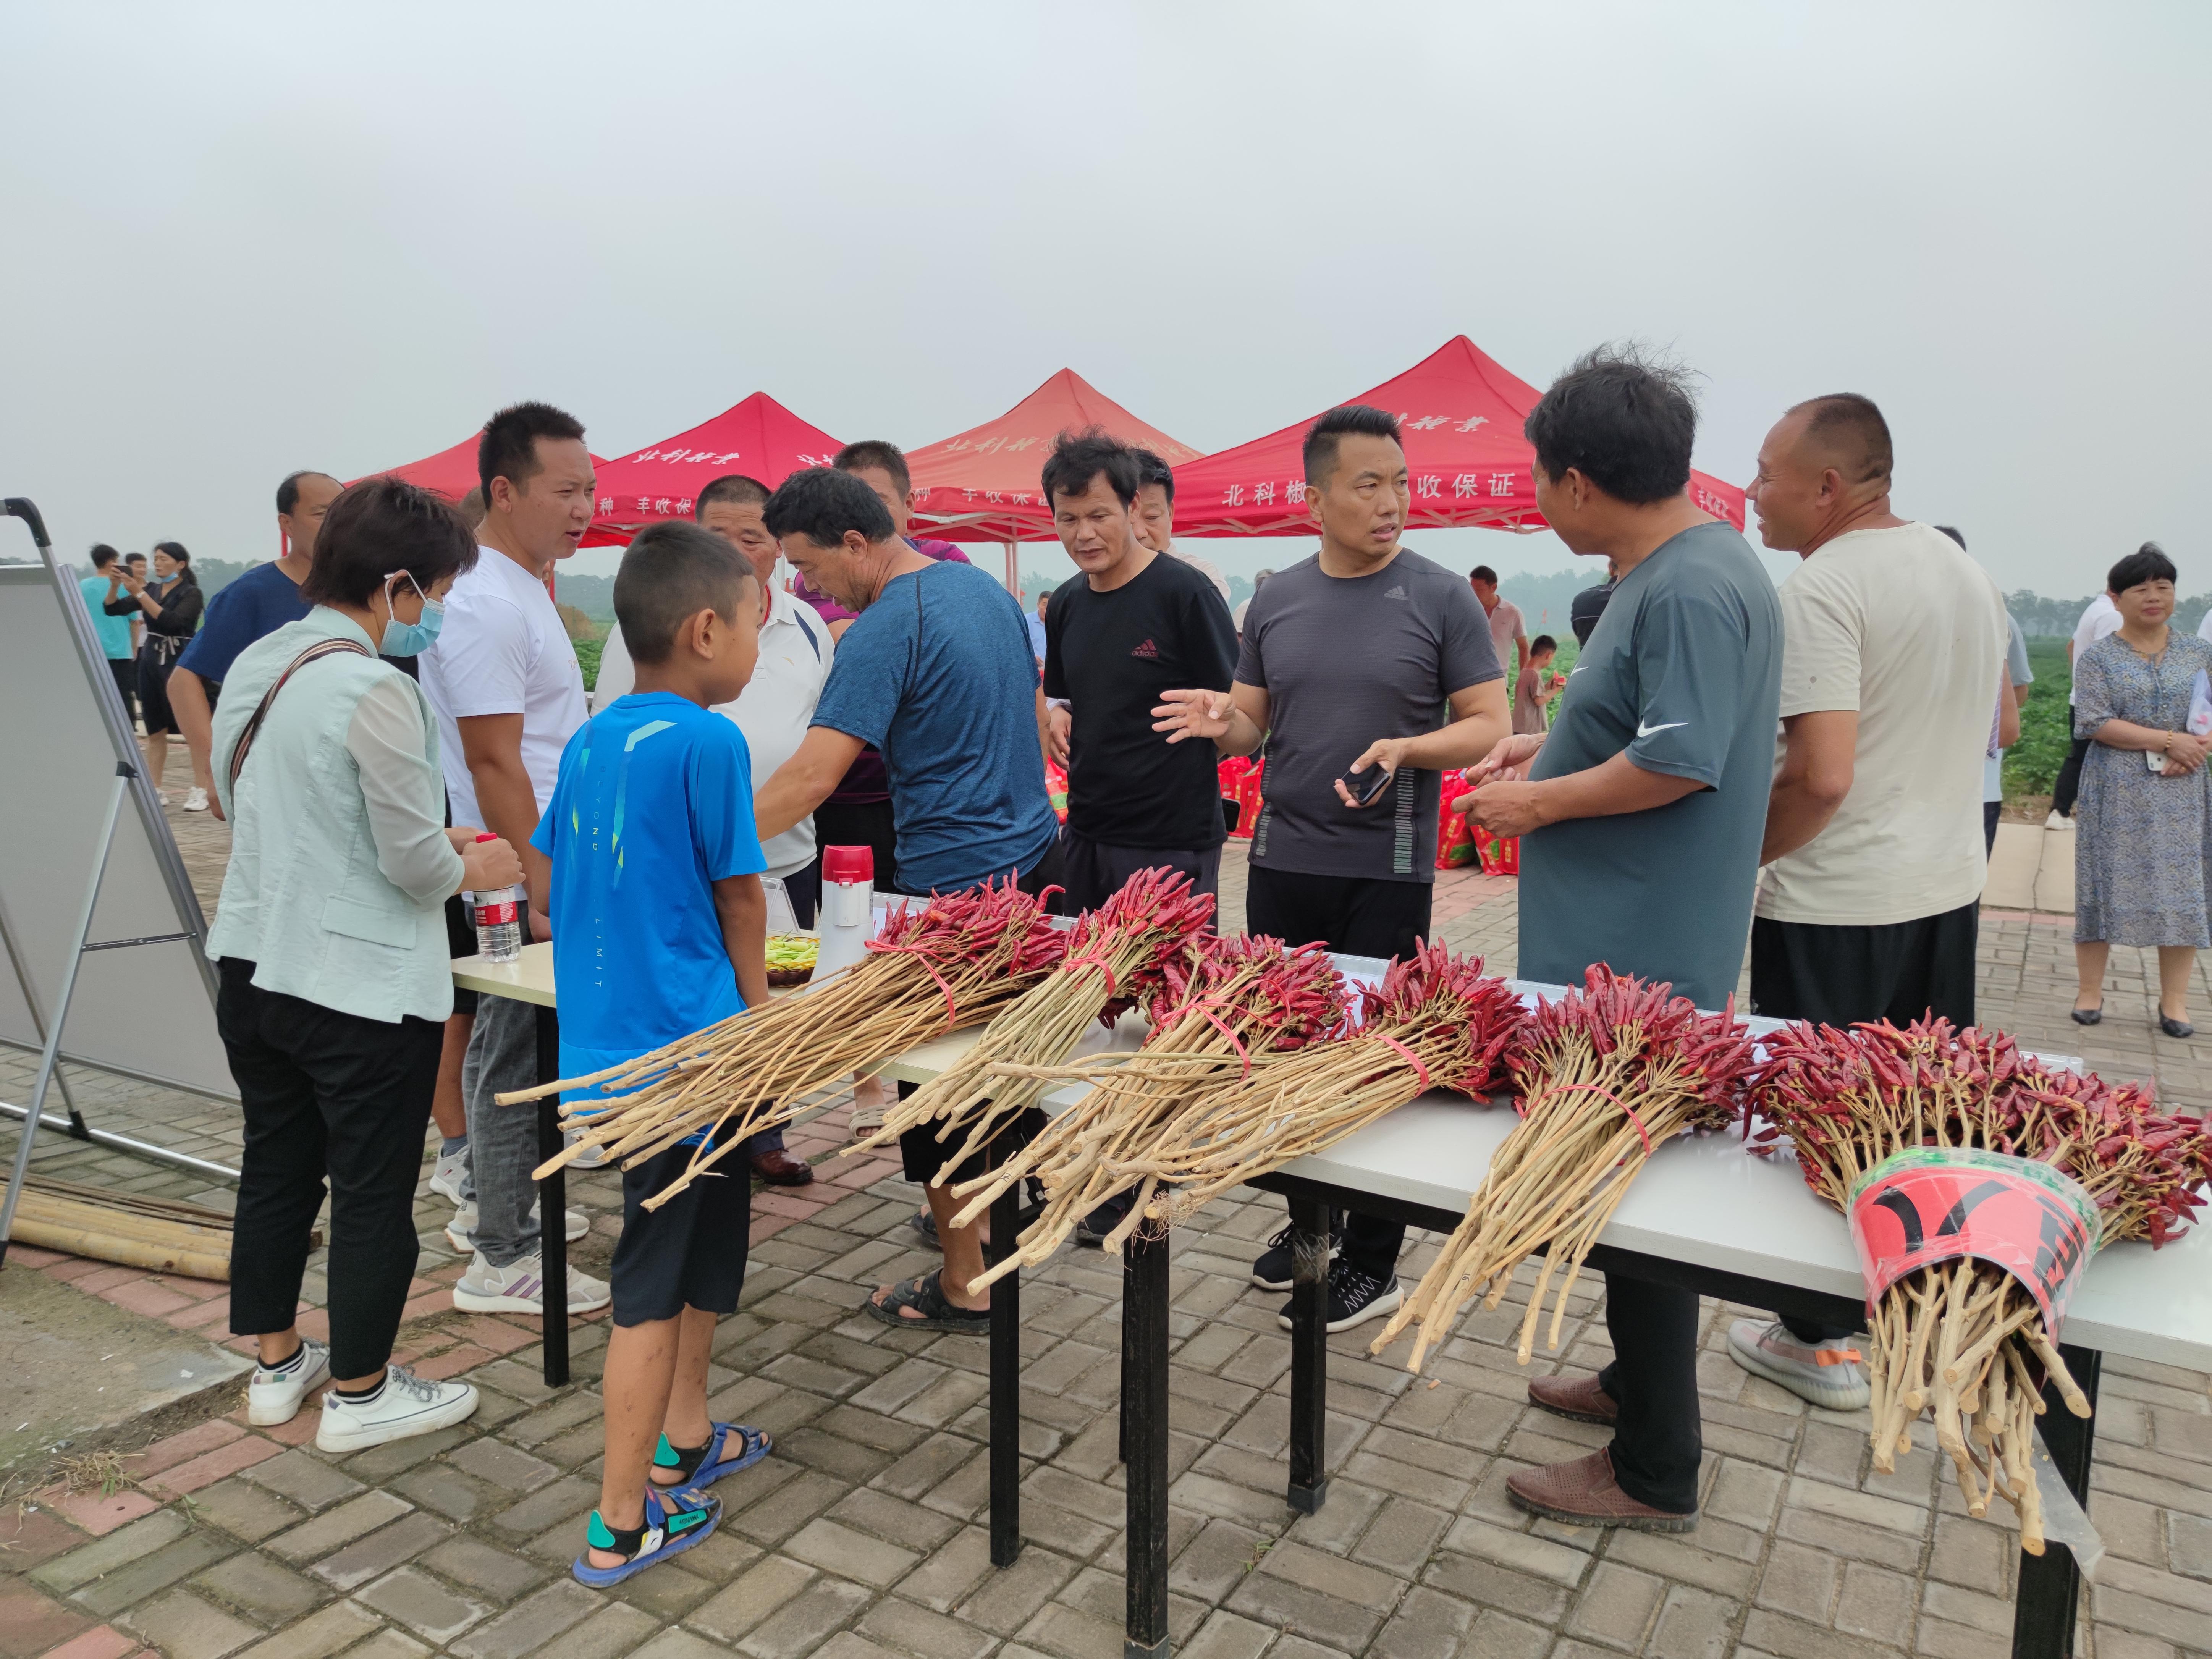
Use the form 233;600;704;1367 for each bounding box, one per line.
865;1270;991;1333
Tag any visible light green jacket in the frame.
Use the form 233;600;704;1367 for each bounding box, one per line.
206;609;459;1024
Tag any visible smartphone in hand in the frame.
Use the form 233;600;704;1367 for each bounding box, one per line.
1337;763;1394;806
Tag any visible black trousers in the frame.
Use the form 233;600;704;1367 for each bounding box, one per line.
1984;799;2002;856
1596;1277;1704;1513
811;798;897;895
2053;735;2092;817
1244;865;1433;1281
106;657;137;724
1050;825;1223;915
218;957;444;1381
1750;899;1977;1345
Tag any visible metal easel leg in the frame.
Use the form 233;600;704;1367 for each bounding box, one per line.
535;1004;569;1387
1122;1227;1171;1659
0;891;87;1133
986;1134;1023;1567
0;768;131;1266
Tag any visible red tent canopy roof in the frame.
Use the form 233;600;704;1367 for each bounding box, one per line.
1170;336;1745;537
351;433;483;501
907;369;1203;543
589;392;843;538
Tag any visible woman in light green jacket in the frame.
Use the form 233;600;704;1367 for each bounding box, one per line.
208;477;525;1456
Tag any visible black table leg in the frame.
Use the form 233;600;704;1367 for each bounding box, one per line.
533;1004;569;1388
1123;1229;1171;1659
986;1141;1022;1567
2012;1344;2100;1659
1287;1192;1330;1514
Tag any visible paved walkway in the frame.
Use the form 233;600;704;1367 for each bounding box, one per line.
3;797;2207;1659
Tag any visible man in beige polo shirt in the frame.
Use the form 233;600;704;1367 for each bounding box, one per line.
1732;391;2007;1408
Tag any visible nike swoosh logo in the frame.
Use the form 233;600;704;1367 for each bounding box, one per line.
1637;721;1687;738
1569;665;1588;674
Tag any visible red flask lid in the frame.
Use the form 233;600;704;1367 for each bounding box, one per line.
822;845;874;884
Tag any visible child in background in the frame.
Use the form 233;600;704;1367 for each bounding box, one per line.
1514;633;1567;736
530;521;775;1585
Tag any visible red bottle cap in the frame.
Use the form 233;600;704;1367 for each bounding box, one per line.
822;845;874;884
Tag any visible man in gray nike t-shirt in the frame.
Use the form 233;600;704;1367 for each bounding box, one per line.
1461;347;1782;1534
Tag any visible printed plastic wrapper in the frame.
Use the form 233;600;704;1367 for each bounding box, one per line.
2190;668;2212;739
1847;1146;2098;1331
1436;775;1478;868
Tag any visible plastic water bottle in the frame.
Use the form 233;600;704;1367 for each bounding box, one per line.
815;845;875;980
467;833;525;964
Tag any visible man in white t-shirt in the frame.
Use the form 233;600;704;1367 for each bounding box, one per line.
1734;392;2006;1408
1470;564;1528;684
1131;449;1232;604
418;401;606;1318
588;475;834;1188
2054;591;2123;815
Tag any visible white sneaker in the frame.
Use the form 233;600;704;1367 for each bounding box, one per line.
182;787;209;812
246;1336;331;1425
1727;1318;1872;1410
568;1135;611;1171
315;1365;479;1454
155;789;171;806
428;1143;470;1203
453;1249;611;1315
443;1200;586;1255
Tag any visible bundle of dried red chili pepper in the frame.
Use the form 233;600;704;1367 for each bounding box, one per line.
515;878;1066;1204
1374;966;1756;1374
949;933;1350;1280
1751;1015;2212;1550
1061;942;1523;1235
849;867;1217;1180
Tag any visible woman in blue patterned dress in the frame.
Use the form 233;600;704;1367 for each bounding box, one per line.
2071;543;2212;1037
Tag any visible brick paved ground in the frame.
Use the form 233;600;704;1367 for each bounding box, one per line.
4;802;2208;1659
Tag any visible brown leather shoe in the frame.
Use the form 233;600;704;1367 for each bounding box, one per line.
1528;1371;1619;1425
1506;1447;1696;1532
751;1149;815;1187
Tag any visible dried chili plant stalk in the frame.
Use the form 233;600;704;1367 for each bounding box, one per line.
950;934;1349;1282
516;880;1064;1205
1374;967;1756;1374
847;868;1216;1177
1751;1016;2212;1551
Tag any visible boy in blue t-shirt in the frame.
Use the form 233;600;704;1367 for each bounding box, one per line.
530;521;775;1585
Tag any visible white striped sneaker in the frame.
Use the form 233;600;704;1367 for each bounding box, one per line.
315;1365;480;1454
453;1250;611;1315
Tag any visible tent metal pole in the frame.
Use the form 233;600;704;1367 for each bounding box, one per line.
0;1101;238;1182
1004;537;1017;595
1;766;130;1264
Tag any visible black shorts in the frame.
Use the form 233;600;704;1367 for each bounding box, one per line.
1050;826;1222;915
894;1079;1046;1188
1749;900;1978;1028
610;1142;751;1326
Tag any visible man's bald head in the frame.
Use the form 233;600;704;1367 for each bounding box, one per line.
1784;394;1892;488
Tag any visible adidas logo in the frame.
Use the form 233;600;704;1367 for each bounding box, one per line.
1383;585;1407;600
1130;638;1160;659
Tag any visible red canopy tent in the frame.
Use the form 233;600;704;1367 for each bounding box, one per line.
1169;336;1746;538
356;433;485;502
586;392;843;547
906;369;1204;589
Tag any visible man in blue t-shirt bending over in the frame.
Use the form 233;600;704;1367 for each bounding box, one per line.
754;465;1061;1332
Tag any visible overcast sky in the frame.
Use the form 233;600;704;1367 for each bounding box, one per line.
5;2;2204;592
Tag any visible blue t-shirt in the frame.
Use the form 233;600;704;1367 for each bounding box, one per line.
530;694;768;1114
810;559;1058;895
80;575;133;659
177;562;312;686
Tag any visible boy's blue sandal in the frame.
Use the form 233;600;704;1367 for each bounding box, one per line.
653;1422;771;1489
572;1486;722;1586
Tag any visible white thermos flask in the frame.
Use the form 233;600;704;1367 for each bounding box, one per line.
815;845;876;979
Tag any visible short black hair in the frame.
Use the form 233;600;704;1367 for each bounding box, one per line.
1934;525;1966;550
89;543;120;569
1131;447;1176;503
2109;541;2176;595
615;521;755;666
833;440;911;498
478;401;586;505
1530;634;1557;655
1788;393;1893;488
1040;428;1141;508
276;470;336;517
1302;406;1404;488
300;477;480;607
763;467;896;548
1470;565;1499;585
696;474;771;516
126;552;146;567
1524;345;1698;505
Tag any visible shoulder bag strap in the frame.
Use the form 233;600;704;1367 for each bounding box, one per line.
226;638;373;796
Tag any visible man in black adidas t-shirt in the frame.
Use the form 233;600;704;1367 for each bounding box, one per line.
1041;430;1239;912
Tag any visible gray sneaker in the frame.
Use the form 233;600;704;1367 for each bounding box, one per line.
453;1250;611;1315
443;1200;587;1255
